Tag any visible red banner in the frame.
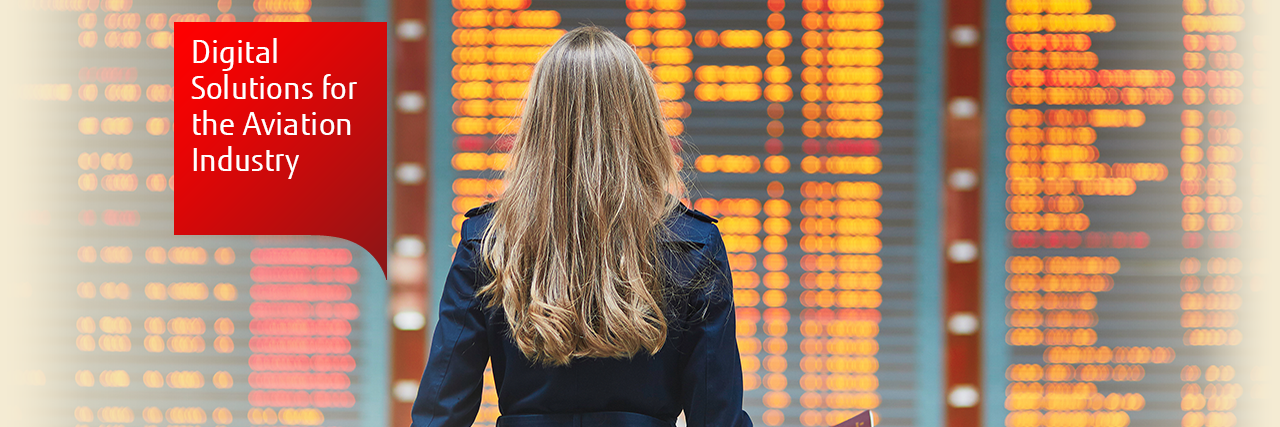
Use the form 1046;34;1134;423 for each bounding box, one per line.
174;22;388;275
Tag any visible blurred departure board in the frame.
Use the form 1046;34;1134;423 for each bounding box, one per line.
432;0;937;426
988;1;1255;426
14;1;387;427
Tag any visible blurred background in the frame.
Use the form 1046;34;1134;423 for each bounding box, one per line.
1;0;1277;427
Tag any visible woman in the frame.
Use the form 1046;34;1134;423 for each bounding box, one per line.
410;26;752;427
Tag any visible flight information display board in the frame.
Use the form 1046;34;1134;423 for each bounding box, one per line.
986;1;1255;427
13;1;387;427
431;0;938;426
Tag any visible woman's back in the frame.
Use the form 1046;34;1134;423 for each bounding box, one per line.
411;202;749;427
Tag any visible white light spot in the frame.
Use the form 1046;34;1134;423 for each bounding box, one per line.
948;240;979;263
949;384;980;408
393;379;420;402
948;312;980;335
397;91;425;114
396;162;425;185
950;25;980;47
395;236;425;258
396;19;425;41
393;310;426;331
949;97;979;119
949;168;979;191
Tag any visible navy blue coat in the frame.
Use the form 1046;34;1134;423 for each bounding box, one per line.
411;202;753;427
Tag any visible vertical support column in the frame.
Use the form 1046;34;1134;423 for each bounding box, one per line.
942;0;984;424
389;0;429;426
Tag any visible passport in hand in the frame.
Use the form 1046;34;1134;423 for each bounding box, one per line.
832;410;875;427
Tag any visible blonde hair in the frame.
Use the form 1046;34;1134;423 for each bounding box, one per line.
477;26;686;366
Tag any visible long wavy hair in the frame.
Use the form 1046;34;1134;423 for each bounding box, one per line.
477;26;686;367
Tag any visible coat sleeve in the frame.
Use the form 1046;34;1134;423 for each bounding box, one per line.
680;228;754;427
411;222;490;427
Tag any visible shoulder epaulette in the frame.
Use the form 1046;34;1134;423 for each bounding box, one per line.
464;201;497;218
681;204;718;223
